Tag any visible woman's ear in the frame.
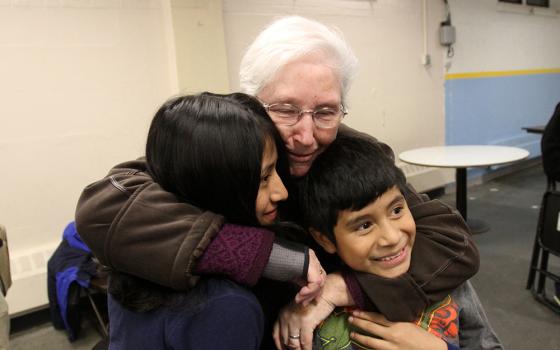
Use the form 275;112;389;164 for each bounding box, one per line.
309;228;337;254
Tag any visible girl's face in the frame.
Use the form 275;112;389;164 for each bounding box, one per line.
255;139;288;225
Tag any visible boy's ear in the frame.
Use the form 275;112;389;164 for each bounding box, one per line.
309;228;337;254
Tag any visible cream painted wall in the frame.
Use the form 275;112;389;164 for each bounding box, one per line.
447;0;560;73
170;0;230;93
1;0;234;314
0;0;178;314
222;0;454;188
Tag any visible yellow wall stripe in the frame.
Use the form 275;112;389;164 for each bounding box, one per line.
445;68;560;80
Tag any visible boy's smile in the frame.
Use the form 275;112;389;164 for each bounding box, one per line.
315;186;416;279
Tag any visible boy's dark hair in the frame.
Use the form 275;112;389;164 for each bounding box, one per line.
299;134;407;242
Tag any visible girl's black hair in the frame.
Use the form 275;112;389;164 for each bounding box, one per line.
146;92;289;226
110;92;289;312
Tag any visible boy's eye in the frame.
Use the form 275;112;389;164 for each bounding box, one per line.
356;221;373;233
391;205;405;217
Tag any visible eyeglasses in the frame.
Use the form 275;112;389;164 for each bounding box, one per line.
261;102;347;129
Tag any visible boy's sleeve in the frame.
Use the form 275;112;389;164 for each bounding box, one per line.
405;185;480;303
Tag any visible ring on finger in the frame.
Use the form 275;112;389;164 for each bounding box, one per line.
289;334;301;340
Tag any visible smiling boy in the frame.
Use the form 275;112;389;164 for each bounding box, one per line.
298;135;503;350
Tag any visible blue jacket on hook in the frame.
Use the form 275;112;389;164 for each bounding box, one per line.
47;221;97;341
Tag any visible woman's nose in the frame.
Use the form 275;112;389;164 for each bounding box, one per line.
290;114;316;147
270;173;288;202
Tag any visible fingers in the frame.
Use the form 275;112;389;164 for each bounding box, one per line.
351;310;393;327
308;268;326;286
348;314;386;334
347;314;391;350
295;249;326;306
306;250;327;285
276;315;302;350
294;286;312;305
300;328;314;350
294;272;325;306
347;312;394;349
349;330;387;350
272;321;283;350
279;320;289;349
286;329;301;350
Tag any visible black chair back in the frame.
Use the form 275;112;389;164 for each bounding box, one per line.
526;189;560;315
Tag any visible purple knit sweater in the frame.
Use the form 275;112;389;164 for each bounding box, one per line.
193;223;275;286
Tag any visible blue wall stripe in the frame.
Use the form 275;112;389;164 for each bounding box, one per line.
445;73;560;160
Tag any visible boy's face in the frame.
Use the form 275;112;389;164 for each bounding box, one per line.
312;186;416;278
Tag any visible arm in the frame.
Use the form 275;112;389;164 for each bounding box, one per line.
455;281;503;350
75;159;322;294
75;159;225;290
405;185;480;302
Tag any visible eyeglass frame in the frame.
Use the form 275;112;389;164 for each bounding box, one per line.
260;101;347;129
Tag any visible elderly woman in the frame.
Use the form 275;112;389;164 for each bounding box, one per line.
76;16;478;350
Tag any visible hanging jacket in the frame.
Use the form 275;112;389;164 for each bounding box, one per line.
47;221;97;341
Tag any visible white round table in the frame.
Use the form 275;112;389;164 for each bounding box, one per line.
399;145;530;233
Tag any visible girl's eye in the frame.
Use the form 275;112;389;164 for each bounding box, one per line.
261;174;271;184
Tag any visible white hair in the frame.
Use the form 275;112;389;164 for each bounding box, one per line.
239;16;358;103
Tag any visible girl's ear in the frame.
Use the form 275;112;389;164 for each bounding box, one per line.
309;228;337;254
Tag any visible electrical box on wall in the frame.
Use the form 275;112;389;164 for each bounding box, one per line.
439;23;456;46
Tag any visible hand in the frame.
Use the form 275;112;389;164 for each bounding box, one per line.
294;249;326;306
348;311;447;350
273;296;335;350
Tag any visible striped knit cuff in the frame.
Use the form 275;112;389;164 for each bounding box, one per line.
262;239;308;282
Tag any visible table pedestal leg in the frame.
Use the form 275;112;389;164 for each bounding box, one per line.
455;168;489;234
456;168;467;219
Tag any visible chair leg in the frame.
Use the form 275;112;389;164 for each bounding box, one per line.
536;250;550;294
85;288;109;339
527;233;542;290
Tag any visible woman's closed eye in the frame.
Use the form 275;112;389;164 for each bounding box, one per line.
260;173;271;185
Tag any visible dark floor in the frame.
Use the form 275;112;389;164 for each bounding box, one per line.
440;164;560;350
7;163;560;349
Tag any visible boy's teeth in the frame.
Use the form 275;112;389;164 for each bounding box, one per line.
379;249;402;261
380;255;396;261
